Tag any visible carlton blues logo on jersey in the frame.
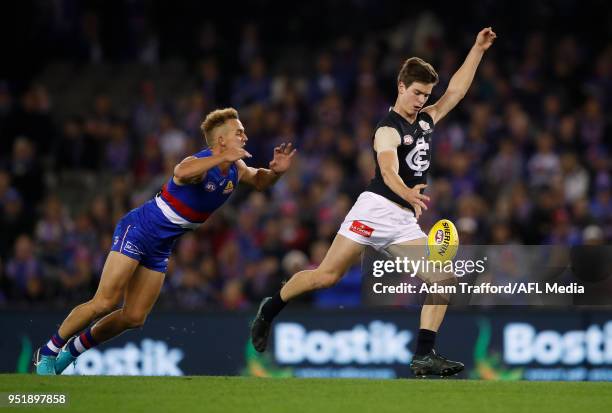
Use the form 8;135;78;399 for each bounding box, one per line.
394;111;432;179
366;109;435;211
404;117;433;177
405;135;430;177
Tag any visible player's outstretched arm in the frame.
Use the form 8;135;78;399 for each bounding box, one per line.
375;128;430;218
174;147;251;185
423;27;497;125
237;142;296;191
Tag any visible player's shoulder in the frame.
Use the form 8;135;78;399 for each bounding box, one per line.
376;108;402;130
193;148;212;158
417;110;434;124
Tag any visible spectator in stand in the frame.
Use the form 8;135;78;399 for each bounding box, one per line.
5;235;45;302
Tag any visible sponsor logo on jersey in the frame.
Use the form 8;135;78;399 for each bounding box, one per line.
405;137;430;176
113;236;119;246
349;220;374;238
205;182;216;192
418;120;431;131
403;134;414;145
223;181;234;194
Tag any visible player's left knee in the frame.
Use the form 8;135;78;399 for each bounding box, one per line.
121;311;147;329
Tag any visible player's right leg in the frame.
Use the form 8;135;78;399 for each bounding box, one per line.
251;234;365;352
54;263;165;374
34;252;139;375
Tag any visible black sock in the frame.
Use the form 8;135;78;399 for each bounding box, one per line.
261;292;287;322
415;329;436;356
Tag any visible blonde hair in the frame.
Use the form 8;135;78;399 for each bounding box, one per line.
200;107;239;147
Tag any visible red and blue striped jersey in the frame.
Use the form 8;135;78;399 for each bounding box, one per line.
137;148;238;239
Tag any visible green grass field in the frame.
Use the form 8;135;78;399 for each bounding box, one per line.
1;375;611;412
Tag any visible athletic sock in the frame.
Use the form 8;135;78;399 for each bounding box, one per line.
261;292;287;322
415;329;437;356
40;332;67;356
68;327;98;357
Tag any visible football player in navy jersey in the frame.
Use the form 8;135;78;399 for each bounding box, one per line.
35;108;296;375
252;28;497;377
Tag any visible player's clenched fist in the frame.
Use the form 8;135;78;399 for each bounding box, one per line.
474;27;497;51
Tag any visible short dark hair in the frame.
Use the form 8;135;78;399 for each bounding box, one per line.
397;57;439;88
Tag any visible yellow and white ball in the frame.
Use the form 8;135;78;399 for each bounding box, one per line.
427;219;459;262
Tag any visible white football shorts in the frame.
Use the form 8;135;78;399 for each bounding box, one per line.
337;191;427;250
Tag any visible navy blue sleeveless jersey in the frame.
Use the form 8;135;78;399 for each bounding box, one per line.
365;109;434;211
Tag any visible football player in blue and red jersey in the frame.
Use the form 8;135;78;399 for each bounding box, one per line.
35;107;296;375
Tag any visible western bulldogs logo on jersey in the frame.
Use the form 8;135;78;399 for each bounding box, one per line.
223;181;234;194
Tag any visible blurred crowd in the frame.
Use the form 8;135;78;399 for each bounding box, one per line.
0;1;610;309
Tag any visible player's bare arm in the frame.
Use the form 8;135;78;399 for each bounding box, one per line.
374;127;430;218
237;143;296;191
423;27;497;124
173;147;251;185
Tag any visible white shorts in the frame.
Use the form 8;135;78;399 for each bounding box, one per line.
338;191;427;250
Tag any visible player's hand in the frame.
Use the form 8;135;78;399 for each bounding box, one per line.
269;142;297;174
474;27;497;52
404;184;430;219
223;147;252;162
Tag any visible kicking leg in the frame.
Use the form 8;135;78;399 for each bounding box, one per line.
251;234;365;352
35;252;138;375
281;234;365;301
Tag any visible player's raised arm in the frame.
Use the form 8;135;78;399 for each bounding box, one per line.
374;127;430;218
237;142;296;191
173;147;251;185
423;27;497;125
